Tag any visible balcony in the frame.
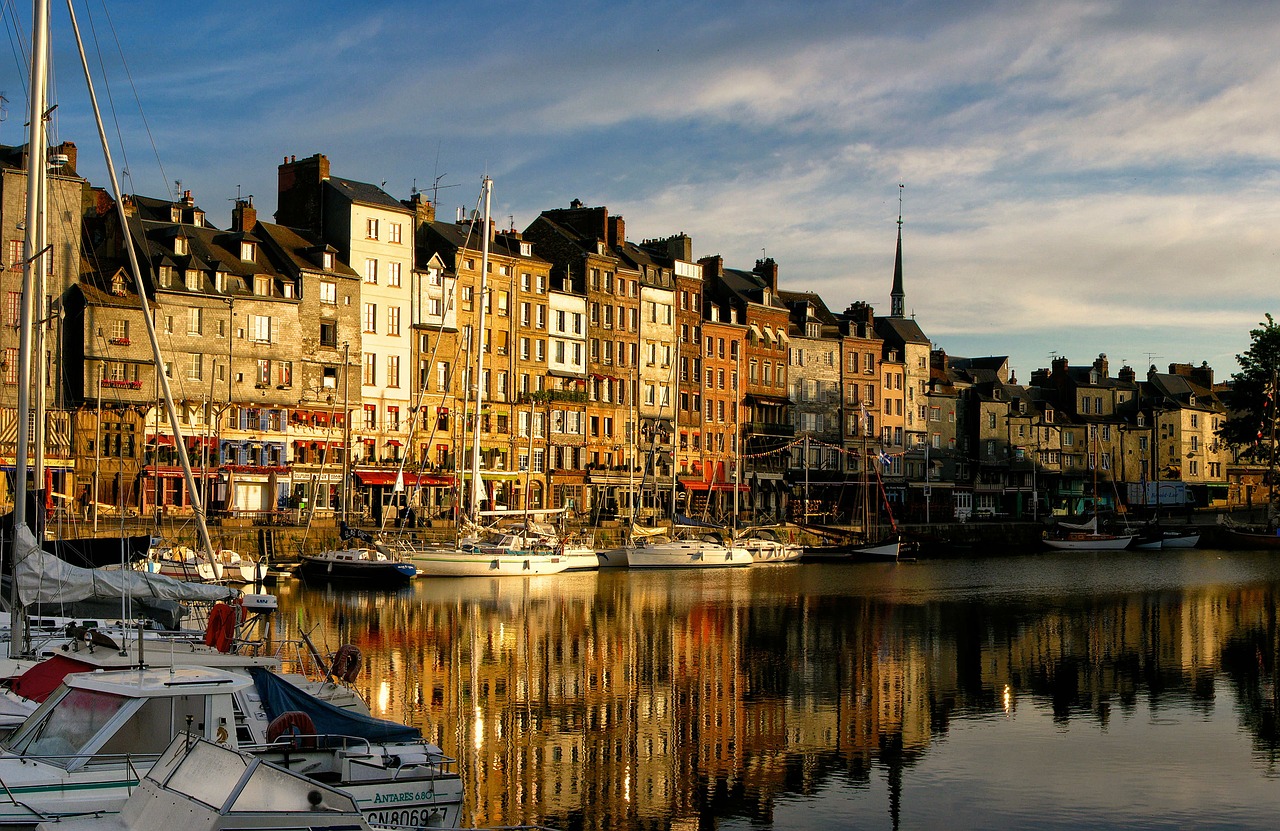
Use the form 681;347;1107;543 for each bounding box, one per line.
746;421;795;437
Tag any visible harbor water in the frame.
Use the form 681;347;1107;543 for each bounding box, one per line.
271;549;1280;830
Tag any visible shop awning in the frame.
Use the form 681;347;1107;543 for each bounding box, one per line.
748;324;763;341
745;393;792;407
147;434;174;446
354;471;456;487
711;483;749;492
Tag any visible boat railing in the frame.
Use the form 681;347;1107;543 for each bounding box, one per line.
247;733;457;769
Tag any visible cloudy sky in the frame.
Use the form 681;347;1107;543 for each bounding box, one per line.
11;0;1278;382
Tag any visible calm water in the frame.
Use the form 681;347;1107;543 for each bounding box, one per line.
269;549;1280;830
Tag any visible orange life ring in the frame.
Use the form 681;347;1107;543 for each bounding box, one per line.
331;644;362;683
266;710;317;747
202;602;237;653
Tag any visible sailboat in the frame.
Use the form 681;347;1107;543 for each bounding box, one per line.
407;178;571;578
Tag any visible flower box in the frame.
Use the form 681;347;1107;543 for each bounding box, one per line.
101;379;143;390
108;337;130;346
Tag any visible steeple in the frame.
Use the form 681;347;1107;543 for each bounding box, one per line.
891;183;905;318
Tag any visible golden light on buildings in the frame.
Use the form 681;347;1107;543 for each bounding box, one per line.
1003;684;1013;716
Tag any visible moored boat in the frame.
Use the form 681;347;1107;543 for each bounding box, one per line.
1042;517;1136;550
298;545;416;584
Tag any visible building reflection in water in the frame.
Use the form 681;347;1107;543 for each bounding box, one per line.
270;554;1280;829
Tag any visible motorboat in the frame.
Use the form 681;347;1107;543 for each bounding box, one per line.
0;665;463;827
298;545;416;585
736;528;802;563
35;733;377;831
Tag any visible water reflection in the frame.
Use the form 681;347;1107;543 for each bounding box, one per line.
273;550;1280;830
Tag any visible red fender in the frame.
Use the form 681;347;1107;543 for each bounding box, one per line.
202;603;236;653
331;644;362;683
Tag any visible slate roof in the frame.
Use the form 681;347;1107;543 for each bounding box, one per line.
326;177;411;214
875;315;930;346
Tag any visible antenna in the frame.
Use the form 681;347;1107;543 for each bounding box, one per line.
898;183;904;229
173;180;182;201
1144;352;1163;372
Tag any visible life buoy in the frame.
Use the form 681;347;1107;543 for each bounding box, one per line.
330;644;362;683
202;602;237;653
266;710;316;747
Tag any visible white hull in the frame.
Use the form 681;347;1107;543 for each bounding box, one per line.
1043;534;1136;550
742;540;803;563
561;547;601;571
596;546;630;568
627;540;753;569
411;548;573;577
855;539;902;560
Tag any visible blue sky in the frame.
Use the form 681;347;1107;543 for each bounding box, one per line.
10;0;1278;383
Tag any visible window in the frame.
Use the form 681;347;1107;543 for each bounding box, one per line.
278;361;292;387
389;222;402;244
320;281;337;304
174;236;188;256
364;259;378;284
363;353;376;386
364;303;377;333
366;218;379;240
253;274;271;297
250;315;272;343
320;321;337;346
388;306;401;336
187;353;202;381
187;307;202;335
364;404;378;429
387;355;400;388
256;359;270;386
388;262;402;287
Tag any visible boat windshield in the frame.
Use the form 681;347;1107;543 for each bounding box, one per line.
4;687;131;766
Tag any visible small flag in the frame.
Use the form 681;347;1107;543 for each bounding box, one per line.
879;451;891;468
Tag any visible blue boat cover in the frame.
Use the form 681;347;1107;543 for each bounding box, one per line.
249;667;421;743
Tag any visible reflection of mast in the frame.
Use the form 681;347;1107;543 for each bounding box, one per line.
468;178;492;518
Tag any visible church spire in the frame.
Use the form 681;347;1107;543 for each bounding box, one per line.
891;183;905;318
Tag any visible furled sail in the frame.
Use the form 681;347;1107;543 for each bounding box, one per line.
13;526;235;605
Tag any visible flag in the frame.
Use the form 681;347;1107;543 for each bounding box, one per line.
879;451;891;468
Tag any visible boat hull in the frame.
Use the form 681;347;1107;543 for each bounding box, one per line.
627;541;753;569
1221;528;1280;549
1042;534;1136;550
410;549;573;577
298;555;416;585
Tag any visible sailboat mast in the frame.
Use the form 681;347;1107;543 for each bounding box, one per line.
66;0;217;561
10;0;51;659
468;177;492;517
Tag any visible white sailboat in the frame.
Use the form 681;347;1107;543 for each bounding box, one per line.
408;178;570;578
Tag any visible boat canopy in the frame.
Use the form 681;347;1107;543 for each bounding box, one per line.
249;667;422;744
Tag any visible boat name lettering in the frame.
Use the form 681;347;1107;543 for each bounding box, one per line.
371;790;435;804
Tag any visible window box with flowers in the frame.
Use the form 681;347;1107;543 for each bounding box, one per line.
108;337;131;346
101;379;143;390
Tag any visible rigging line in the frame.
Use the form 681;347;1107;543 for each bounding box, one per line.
84;0;161;197
2;0;29;101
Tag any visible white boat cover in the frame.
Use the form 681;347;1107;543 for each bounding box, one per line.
14;526;235;605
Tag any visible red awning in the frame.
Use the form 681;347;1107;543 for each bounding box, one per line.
147;434;174;446
354;471;455;487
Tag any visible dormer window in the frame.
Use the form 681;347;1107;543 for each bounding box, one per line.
1045;407;1054;424
240;241;256;262
192;210;204;226
993;388;1001;400
520;241;532;257
184;270;200;291
1090;371;1100;384
1188;394;1196;406
322;251;334;270
253;274;271;297
282;283;295;299
170;207;181;222
174;236;188;256
158;266;173;288
214;271;227;292
806;322;820;338
111;273;127;296
1137;413;1145;427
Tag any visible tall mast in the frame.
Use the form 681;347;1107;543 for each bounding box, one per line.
11;0;51;659
468;177;492;518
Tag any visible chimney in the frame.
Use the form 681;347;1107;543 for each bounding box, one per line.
181;189;195;208
409;191;436;228
607;215;625;249
1030;367;1050;387
1117;365;1136;383
276;153;330;232
1051;356;1069;376
845;301;875;328
231;197;257;233
1192;361;1214;388
754;257;779;292
698;255;724;278
1092;353;1109;379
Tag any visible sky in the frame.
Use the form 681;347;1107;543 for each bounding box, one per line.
4;0;1277;384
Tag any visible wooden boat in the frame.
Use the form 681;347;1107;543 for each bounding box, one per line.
1220;525;1280;549
1042;517;1136;550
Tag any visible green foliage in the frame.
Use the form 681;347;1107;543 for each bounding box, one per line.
1219;314;1280;455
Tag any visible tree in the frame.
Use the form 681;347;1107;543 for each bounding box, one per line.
1219;314;1280;462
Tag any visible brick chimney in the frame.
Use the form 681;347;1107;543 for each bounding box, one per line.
1092;353;1109;379
50;140;77;173
698;255;723;278
276;153;329;233
754;257;779;292
408;192;435;229
231;197;257;232
1117;365;1136;383
607;215;625;249
845;301;875;328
